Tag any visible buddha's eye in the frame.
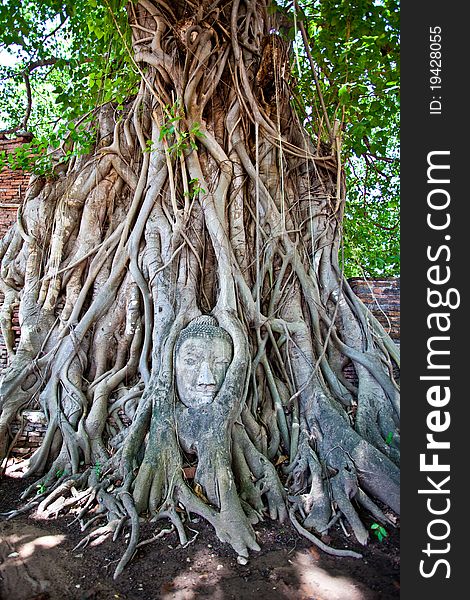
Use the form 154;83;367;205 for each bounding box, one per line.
184;357;197;366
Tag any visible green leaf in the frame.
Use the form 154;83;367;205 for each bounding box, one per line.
338;85;350;105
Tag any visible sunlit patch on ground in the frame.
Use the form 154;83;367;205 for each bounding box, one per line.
156;545;373;600
1;475;399;600
6;532;65;558
0;525;68;600
293;550;367;600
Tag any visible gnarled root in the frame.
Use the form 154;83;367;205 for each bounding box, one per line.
0;0;400;578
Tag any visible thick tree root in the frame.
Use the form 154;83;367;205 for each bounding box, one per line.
0;0;400;576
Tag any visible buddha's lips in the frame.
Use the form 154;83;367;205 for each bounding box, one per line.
196;390;217;397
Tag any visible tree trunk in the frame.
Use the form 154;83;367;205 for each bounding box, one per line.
0;0;399;577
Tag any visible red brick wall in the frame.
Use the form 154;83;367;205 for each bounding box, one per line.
0;133;32;225
0;134;31;369
348;277;400;341
343;277;400;387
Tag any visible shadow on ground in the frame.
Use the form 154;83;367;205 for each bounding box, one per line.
0;475;399;600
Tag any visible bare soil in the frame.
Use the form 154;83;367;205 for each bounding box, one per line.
0;474;399;600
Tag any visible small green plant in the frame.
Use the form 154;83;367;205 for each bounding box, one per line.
36;483;46;495
385;432;394;445
144;139;155;153
157;102;204;156
94;461;102;479
165;124;203;156
186;177;206;198
371;523;388;542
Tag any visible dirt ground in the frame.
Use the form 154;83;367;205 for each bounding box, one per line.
0;474;399;600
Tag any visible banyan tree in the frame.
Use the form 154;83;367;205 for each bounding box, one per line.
0;0;399;577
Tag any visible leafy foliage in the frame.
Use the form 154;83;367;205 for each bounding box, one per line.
0;0;399;276
0;119;97;175
275;0;400;276
0;0;137;133
371;522;388;542
342;143;399;277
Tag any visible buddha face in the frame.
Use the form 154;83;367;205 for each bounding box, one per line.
175;335;233;408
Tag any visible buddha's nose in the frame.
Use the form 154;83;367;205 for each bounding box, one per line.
197;361;216;387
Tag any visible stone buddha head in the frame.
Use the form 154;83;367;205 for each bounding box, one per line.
175;316;233;408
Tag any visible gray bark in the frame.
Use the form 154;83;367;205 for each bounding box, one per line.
0;0;399;576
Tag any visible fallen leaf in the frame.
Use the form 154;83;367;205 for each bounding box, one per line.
193;483;209;503
308;546;320;560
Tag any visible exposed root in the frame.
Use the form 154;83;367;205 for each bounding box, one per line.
0;0;399;577
289;508;363;559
